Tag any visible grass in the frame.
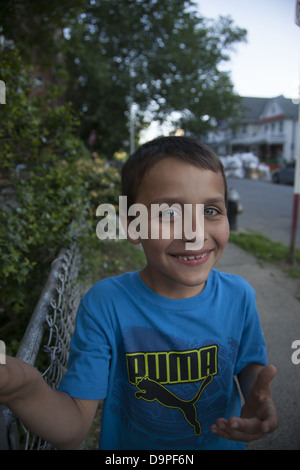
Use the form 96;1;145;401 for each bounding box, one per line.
229;231;300;277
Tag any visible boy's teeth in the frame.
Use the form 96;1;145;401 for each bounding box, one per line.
176;253;207;260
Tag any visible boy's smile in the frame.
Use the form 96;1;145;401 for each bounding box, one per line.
130;157;229;299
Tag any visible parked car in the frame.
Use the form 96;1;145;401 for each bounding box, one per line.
272;163;295;185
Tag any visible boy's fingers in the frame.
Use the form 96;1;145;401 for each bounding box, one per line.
211;417;269;442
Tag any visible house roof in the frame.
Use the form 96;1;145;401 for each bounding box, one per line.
275;95;299;118
241;97;269;122
240;95;298;123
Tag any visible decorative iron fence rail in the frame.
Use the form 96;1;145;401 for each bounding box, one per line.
0;242;84;449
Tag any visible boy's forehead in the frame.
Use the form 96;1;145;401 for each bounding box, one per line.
144;156;198;179
141;156;215;183
137;157;226;202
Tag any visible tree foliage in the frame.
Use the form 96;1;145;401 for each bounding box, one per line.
64;0;247;153
0;0;86;65
0;0;247;155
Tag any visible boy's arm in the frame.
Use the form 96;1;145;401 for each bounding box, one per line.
210;364;278;442
0;356;99;449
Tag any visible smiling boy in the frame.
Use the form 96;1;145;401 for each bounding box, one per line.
0;136;277;450
129;156;228;299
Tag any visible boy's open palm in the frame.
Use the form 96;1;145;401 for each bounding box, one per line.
210;365;278;442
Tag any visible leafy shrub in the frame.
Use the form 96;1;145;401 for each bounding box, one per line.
0;46;121;351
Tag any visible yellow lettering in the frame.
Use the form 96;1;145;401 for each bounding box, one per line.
126;345;218;385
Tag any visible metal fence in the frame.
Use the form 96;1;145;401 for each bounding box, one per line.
0;242;84;449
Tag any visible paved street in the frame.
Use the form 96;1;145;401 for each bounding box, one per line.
228;177;300;248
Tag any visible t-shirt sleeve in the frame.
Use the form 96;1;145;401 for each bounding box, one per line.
234;286;267;375
58;298;111;399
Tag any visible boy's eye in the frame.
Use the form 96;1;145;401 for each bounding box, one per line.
204;207;219;216
161;209;181;219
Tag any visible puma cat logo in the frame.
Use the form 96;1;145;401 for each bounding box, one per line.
135;375;213;435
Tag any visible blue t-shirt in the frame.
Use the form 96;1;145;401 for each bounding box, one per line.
59;269;267;450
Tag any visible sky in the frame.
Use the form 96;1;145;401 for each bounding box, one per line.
196;0;300;99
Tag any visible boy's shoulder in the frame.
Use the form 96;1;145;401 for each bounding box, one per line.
213;268;252;285
212;269;255;296
82;271;137;303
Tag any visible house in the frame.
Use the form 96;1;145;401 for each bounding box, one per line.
205;95;299;164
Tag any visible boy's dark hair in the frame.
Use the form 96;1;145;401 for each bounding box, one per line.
121;136;228;207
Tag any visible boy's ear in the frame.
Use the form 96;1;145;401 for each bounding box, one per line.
127;234;141;246
119;214;141;245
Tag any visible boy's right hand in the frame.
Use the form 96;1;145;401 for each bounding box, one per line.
0;356;99;449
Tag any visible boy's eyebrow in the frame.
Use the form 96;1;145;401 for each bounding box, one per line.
145;197;225;207
146;198;183;207
202;197;226;205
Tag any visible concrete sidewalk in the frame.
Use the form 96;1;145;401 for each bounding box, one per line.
216;243;300;450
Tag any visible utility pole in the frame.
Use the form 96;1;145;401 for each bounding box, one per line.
289;0;300;263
